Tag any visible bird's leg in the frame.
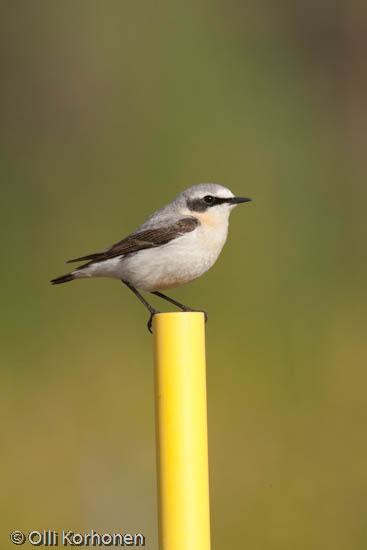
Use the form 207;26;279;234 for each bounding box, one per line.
151;291;208;323
122;281;160;333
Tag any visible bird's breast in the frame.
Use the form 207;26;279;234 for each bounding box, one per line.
191;219;229;264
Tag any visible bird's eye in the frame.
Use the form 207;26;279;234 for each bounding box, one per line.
204;195;215;204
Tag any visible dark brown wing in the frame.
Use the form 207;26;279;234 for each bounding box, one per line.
66;217;199;264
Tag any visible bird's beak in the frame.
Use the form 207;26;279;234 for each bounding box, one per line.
230;196;252;204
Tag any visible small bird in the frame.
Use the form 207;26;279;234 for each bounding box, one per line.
51;183;251;332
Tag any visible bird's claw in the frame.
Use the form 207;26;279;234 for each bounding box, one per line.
199;310;208;323
147;310;160;334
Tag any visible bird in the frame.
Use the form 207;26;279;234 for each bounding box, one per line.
51;183;251;332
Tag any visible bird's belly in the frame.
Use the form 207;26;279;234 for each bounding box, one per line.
119;229;227;291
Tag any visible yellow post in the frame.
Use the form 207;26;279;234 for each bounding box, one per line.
153;312;211;550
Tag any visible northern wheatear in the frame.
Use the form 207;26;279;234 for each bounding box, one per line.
51;183;251;332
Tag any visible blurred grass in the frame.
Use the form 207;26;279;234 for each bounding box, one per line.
1;1;367;549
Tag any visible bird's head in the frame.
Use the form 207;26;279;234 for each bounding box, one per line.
178;183;251;227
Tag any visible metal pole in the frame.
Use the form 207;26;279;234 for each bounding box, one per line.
153;312;211;550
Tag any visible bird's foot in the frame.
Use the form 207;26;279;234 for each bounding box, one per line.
147;309;161;334
181;307;208;323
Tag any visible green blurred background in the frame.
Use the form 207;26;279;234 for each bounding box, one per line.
2;1;367;548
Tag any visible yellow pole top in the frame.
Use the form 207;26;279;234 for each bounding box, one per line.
153;312;211;550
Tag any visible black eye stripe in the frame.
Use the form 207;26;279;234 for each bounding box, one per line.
204;195;234;206
186;196;234;212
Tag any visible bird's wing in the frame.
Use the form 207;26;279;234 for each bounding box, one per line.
66;217;199;264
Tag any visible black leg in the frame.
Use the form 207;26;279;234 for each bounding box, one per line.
151;291;208;323
122;281;160;333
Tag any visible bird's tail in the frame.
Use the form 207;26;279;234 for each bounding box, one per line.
50;272;76;285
